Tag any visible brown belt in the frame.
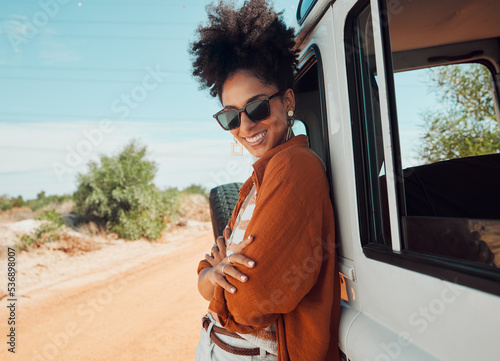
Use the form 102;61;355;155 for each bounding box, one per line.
202;316;261;356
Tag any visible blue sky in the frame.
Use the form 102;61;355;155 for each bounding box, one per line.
0;0;433;199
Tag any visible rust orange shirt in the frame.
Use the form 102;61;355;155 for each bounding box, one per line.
198;135;340;361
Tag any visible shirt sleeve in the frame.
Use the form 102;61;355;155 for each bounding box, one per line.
209;153;333;333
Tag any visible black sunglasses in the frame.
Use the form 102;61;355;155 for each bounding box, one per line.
213;90;284;130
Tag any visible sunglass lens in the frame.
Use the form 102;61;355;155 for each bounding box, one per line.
218;110;239;130
246;100;270;122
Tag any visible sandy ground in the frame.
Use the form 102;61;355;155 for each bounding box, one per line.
0;218;213;361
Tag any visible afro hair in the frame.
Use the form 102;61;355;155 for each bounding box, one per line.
189;0;298;100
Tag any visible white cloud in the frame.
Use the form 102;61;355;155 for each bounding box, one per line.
0;17;29;37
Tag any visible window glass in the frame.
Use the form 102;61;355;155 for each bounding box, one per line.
292;119;307;136
349;2;500;270
394;64;500;168
297;0;318;24
350;5;391;247
294;59;326;163
393;64;500;268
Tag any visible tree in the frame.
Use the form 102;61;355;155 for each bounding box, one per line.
183;184;208;197
12;195;25;208
73;141;167;240
418;63;500;164
0;195;13;211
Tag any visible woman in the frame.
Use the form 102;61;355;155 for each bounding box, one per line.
190;1;340;360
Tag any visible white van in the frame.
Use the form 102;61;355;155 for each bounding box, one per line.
209;0;500;359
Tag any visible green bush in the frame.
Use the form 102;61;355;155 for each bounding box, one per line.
26;192;72;211
0;192;72;212
161;187;183;220
18;224;61;250
73;141;167;240
18;210;64;251
0;193;74;212
36;209;64;226
0;195;13;211
11;196;25;208
182;184;208;197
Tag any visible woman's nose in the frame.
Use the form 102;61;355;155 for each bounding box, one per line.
239;112;255;132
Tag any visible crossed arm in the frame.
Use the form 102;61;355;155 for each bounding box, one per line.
198;226;256;301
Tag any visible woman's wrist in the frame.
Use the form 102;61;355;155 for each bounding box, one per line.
206;266;217;286
198;266;216;301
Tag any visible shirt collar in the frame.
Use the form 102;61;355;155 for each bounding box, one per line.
238;135;309;197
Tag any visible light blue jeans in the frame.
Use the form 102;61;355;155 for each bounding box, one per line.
195;313;277;361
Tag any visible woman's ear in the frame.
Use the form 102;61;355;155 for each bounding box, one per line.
283;88;295;113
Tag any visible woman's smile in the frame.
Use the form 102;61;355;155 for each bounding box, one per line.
244;130;267;146
222;71;291;158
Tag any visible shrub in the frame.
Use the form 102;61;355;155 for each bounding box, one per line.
0;195;13;211
36;209;64;226
11;196;25;208
73;141;167;240
161;187;183;221
182;184;208;197
0;193;73;212
17;210;64;251
26;192;72;211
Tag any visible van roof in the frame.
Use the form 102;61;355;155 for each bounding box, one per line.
295;0;500;51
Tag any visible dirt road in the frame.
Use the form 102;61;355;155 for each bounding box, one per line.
1;230;211;361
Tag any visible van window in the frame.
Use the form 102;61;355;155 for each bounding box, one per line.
294;48;330;168
347;0;500;291
291;119;307;137
348;4;392;247
393;63;500;267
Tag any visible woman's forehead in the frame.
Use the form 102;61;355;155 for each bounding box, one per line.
221;71;277;107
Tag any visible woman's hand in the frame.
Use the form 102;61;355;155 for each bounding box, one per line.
205;230;229;268
204;226;256;294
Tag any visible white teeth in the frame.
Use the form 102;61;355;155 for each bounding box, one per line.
246;131;266;143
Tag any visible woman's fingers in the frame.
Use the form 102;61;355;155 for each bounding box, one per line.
213;264;237;293
209;236;227;265
229;253;256;268
206;232;255;294
216;276;237;293
204;253;217;267
212;241;219;253
222;263;249;283
233;235;254;253
216;236;226;252
214;236;227;263
224;225;232;242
